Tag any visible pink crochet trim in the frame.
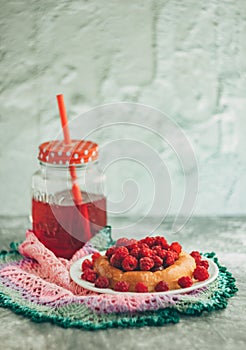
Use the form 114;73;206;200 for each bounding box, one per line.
18;230;98;295
0;230;177;313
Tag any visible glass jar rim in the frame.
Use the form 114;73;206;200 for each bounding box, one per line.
39;159;98;169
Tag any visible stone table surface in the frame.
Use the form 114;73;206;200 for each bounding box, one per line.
0;216;245;350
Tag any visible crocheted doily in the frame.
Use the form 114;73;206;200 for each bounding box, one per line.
0;227;237;330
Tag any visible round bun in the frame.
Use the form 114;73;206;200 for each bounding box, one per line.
94;251;196;292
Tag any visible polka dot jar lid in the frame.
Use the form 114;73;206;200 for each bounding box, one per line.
38;140;98;166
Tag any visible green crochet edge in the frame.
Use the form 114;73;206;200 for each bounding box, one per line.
0;291;180;330
0;237;238;330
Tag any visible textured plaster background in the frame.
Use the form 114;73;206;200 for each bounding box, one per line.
0;0;246;217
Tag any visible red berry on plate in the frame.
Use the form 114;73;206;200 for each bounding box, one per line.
172;251;179;261
152;255;163;268
106;246;117;258
121;255;138;271
164;251;176;267
138;243;149;250
178;276;193;288
193;266;209;281
143;237;156;247
114;246;129;260
116;238;130;247
126;239;138;250
190;250;201;259
152;245;161;252
135;282;148;293
110;254;122;268
153;246;167;259
114;281;130;292
155;281;169;292
91;252;101;264
170;242;182;254
81;259;93;271
95;276;110;288
190;251;202;264
139;247;153;258
198;260;209;270
155;236;169;250
139;257;154;271
81;269;97;283
128;243;138;251
130;247;141;258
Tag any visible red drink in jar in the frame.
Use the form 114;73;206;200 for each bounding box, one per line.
32;140;107;259
32;192;107;259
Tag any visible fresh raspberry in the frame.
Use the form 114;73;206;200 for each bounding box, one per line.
193;266;209;281
164;251;176;267
81;269;97;283
110;254;122;268
190;251;202;264
190;251;201;259
81;259;93;271
152;246;167;259
159;250;168;259
126;239;138;250
114;246;129;260
121;255;138;271
142;237;156;247
194;256;202;265
91;252;101;264
152;255;163;268
152;245;162;253
130;247;141;258
155;236;169;250
138;243;149;250
139;247;153;258
170;242;182;254
106;246;117;258
198;260;209;270
116;238;130;247
95;276;110;288
135;282;148;293
155;281;169;292
114;281;130;292
139;257;154;271
172;251;179;261
128;243;138;251
178;276;193;288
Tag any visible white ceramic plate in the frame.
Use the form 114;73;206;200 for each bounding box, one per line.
70;251;219;295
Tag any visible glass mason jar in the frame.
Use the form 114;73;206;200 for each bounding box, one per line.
31;140;107;259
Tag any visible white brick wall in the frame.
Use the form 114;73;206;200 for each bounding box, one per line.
0;0;245;217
